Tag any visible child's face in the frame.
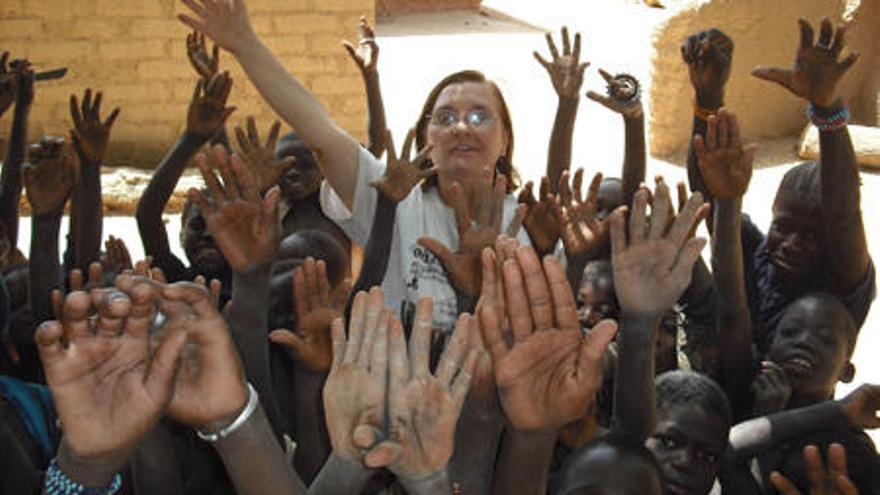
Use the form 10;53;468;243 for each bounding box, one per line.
597;179;624;220
275;143;322;202
558;443;664;495
767;297;852;403
767;190;824;283
577;274;618;330
646;404;728;495
181;203;227;277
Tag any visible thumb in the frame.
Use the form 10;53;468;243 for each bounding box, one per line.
578;319;618;376
144;329;188;405
751;66;795;90
363;439;403;468
269;329;306;356
418;237;455;269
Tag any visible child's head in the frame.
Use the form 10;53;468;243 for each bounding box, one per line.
597;177;624;220
767;293;856;405
180;190;229;278
648;370;732;495
557;431;664;495
274;132;323;202
577;260;618;329
768;162;824;284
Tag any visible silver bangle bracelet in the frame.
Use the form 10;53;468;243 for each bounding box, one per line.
197;383;258;442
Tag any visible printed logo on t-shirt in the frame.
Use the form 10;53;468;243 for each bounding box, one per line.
405;244;460;336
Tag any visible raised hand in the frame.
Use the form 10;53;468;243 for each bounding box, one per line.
100;235;133;275
24;135;77;215
838;384;880;430
610;178;709;317
419;168;524;297
189;144;281;273
752;361;792;416
0;51;14;116
770;444;858;495
187;30;220;80
234;116;295;192
694;108;756;199
68;261;106;292
187;72;235;138
269;257;340;373
479;245;618;430
372;128;435;203
322;288;389;462
681;28;734;103
178;0;257;54
534;27;589;100
519;177;561;255
36;282;187;482
144;280;248;429
69;88;120;165
753;19;858;108
586;69;644;119
555;168;609;259
342;16;378;77
365;300;478;480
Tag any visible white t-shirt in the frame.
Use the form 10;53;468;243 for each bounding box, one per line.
321;147;530;335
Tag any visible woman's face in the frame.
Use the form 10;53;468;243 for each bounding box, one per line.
425;81;509;190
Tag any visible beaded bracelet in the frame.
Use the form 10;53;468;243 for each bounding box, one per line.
807;103;849;132
196;382;259;442
693;104;716;121
45;458;122;495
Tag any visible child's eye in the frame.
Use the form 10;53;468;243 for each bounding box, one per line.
697;450;719;464
658;436;680;450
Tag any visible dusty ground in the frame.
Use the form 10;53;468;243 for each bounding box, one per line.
16;0;880;440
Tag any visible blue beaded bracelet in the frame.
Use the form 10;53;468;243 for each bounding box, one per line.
45;458;122;495
807;103;850;132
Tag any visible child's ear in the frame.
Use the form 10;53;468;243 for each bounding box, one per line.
839;362;856;384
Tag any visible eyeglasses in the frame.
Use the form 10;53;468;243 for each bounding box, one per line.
427;108;495;128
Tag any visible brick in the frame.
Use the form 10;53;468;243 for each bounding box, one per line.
281;56;340;75
262;35;308;55
249;15;274;35
306;34;347;55
100;40;166;60
249;0;309;15
24;41;93;63
0;19;44;39
71;18;130;39
137;60;194;81
95;0;167;18
310;75;363;96
308;0;368;13
130;18;187;39
272;14;342;35
25;0;93;18
99;81;171;104
0;0;25;17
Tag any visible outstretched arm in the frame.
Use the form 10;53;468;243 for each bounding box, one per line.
343;16;387;158
610;179;708;439
535;27;588;191
136;73;234;277
178;0;361;209
586;69;645;206
0;61;34;253
681;29;733;206
696;109;757;417
753;18;867;294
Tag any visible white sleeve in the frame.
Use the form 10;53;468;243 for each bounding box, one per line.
319;146;386;246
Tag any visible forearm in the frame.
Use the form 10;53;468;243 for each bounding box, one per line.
228;267;284;439
136;132;208;258
399;470;453;495
726;401;842;463
308;453;371;494
211;125;231;151
0;101;29;246
620;114;646;207
232;36;360;208
29;209;63;323
450;390;504;494
712;198;753;412
362;71;387;158
546;97;579;192
212;403;307;495
130;422;186;495
613;311;659;440
73;162;102;270
344;193;395;321
492;427;556;495
818;116;869;293
686;90;722;201
292;366;331;483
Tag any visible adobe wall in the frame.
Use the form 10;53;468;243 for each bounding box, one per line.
649;0;878;156
0;0;374;168
377;0;481;15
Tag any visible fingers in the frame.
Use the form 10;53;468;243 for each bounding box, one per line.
329;317;345;369
356;287;385;365
515;246;553;332
143;325;188;407
769;471;801;495
95;290;132;337
343;291;367;364
818;17;833;48
518;181;536;206
544;255;579;331
647;178;671;240
388;310;409;400
62;291;95;341
401;128;416;162
578;319;618;378
368;310;390;376
628;188;649;245
751;66;795;92
417;237;455;272
436;313;471;386
268;329;304;355
409;297;433;378
609;206;628;257
830;24;847;57
502;257;532;342
448;182;470;236
561;26;571;55
545;31;560;61
803;445;827;490
478;280;509;363
505;203;526;237
666;192;707;248
35;321;65;366
572;168;584;204
451;348;479;408
826;442;849;488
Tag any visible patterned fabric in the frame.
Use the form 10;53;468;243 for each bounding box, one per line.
0;375;58;462
45;458;122;495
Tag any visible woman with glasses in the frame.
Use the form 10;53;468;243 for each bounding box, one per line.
178;2;528;337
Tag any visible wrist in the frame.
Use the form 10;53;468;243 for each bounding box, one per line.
398;468;452;494
620;310;663;329
695;90;723;110
196;382;253;440
56;439;127;490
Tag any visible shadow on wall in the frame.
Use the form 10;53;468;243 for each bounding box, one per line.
649;0;879;157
